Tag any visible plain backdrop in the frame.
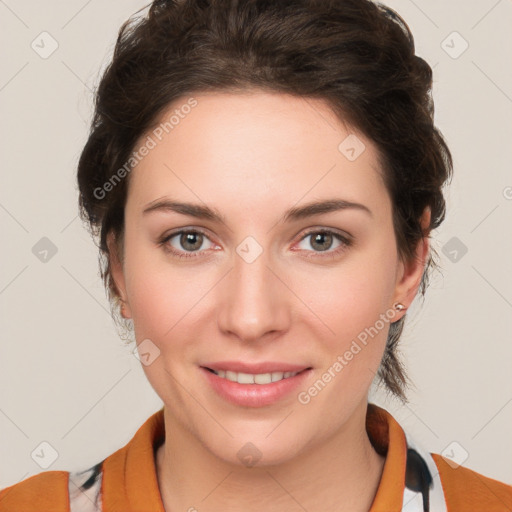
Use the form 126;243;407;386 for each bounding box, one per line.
1;0;511;489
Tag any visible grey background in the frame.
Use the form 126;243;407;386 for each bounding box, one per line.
1;0;511;489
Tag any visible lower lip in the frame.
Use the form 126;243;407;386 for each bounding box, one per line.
200;367;312;407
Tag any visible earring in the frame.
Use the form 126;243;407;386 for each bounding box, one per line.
394;302;406;312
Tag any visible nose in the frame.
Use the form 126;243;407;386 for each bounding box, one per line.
216;246;291;343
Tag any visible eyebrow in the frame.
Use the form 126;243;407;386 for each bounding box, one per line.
142;197;373;223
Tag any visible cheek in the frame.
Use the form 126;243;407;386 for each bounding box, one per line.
126;266;200;340
122;234;176;338
297;241;398;336
293;240;398;385
122;235;218;343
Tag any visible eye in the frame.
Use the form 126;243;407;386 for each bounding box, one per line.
158;229;216;259
158;227;352;260
295;229;352;258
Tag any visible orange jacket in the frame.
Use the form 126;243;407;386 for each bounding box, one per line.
1;404;511;511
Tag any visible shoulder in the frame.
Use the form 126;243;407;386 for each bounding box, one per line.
0;470;70;512
432;452;512;511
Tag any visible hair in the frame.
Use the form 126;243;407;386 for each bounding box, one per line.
77;0;453;402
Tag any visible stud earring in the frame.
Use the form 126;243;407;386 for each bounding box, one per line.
394;302;406;312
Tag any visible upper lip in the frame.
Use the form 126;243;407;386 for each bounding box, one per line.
201;361;312;374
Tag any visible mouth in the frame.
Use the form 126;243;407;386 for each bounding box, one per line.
201;366;312;385
199;364;314;407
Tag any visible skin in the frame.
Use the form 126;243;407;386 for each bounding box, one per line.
109;90;430;512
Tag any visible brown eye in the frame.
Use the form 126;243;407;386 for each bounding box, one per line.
309;232;334;252
296;229;352;259
179;231;204;251
159;229;215;259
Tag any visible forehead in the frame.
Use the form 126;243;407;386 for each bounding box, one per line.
127;91;388;216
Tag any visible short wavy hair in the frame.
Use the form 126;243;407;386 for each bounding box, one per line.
77;0;453;402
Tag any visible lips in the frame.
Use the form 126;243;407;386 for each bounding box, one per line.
200;361;312;374
200;365;313;407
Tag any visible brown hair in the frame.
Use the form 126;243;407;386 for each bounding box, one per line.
77;0;453;402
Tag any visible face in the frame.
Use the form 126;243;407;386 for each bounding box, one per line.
110;91;427;466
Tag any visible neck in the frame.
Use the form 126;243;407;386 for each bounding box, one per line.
155;400;385;512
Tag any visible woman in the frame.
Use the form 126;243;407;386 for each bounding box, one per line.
1;0;511;510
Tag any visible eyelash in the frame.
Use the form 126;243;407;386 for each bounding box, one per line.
157;228;352;260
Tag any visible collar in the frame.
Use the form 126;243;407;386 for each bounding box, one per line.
101;403;408;512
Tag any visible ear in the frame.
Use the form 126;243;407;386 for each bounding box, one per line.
392;207;431;318
107;231;132;319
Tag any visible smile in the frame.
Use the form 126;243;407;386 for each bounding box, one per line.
205;368;301;384
200;365;313;407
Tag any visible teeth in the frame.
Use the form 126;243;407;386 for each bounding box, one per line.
212;369;300;384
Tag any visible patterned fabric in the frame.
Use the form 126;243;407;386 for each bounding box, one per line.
68;462;102;512
402;435;447;512
66;432;448;512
